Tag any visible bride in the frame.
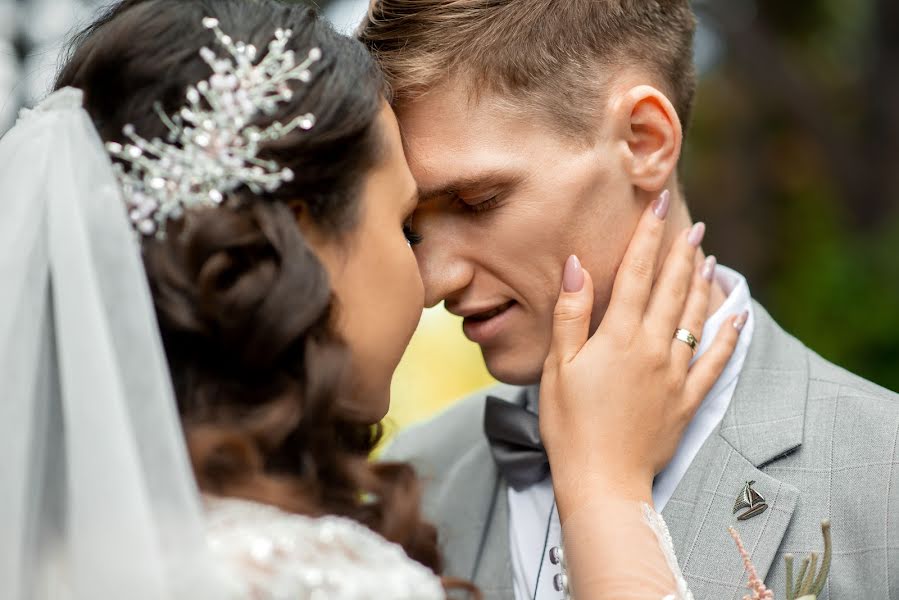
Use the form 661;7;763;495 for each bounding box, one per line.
0;1;744;598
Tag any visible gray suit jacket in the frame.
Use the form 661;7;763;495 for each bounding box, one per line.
383;303;899;599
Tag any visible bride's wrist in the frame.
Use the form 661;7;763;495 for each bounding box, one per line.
553;470;653;522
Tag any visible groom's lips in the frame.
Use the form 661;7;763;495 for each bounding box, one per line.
460;301;517;345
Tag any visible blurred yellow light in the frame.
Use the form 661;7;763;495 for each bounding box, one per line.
383;304;496;444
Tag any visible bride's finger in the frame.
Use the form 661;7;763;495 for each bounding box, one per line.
546;256;597;366
682;312;747;406
604;190;670;331
644;222;705;334
670;255;717;372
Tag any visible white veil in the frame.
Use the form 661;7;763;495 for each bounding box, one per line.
0;88;233;599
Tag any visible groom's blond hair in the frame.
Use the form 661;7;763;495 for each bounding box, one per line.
358;0;697;138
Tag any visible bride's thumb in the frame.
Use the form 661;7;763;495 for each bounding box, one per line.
547;255;595;365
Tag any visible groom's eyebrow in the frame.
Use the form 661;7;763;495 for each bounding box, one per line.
418;170;524;205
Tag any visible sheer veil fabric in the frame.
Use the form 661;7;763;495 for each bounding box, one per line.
0;88;233;599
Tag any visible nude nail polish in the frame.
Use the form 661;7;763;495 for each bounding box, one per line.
734;311;749;332
702;255;717;282
652;190;670;220
688;222;706;247
562;255;584;293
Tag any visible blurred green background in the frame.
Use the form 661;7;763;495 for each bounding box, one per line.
684;0;899;393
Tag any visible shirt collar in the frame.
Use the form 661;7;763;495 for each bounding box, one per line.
693;265;754;400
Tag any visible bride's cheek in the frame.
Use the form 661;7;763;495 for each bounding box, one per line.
393;240;425;340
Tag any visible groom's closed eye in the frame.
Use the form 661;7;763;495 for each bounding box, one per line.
417;170;526;208
450;191;504;214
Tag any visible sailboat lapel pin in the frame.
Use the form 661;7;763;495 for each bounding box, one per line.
733;480;769;521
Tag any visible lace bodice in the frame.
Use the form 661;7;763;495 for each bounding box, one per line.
204;497;445;600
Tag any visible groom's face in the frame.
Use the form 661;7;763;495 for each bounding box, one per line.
398;84;645;385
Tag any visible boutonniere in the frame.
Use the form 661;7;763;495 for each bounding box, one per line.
729;520;832;600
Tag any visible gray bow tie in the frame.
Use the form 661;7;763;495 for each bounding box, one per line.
484;395;549;490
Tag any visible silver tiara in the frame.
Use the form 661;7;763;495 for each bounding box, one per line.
106;17;322;237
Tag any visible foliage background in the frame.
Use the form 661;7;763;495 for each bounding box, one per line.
685;0;899;394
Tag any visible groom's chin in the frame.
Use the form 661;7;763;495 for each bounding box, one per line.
480;346;545;387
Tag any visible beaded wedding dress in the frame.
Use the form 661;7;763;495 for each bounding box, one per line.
204;497;444;599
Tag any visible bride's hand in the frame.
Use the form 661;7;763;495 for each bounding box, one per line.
539;191;746;516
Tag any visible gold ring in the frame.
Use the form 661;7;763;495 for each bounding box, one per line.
673;328;698;354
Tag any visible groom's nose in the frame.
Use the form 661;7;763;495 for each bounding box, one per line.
413;212;475;309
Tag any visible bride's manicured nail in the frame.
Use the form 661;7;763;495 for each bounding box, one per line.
702;255;717;281
652;190;670;220
734;311;749;332
688;222;706;247
563;255;585;293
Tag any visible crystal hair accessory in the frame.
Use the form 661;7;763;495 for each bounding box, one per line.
106;17;322;237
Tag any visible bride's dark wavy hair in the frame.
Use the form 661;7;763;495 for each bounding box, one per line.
55;0;457;583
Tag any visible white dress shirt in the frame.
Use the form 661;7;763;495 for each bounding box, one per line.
509;265;755;600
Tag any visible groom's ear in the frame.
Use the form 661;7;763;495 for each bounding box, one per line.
609;84;683;192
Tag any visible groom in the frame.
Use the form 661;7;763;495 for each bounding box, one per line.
359;2;899;598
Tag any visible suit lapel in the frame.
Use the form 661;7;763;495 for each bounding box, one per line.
663;303;808;599
432;401;515;599
666;434;800;599
473;476;513;598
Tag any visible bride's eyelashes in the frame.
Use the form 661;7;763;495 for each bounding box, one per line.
403;220;423;246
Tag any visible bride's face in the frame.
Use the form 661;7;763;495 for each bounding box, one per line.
303;104;424;422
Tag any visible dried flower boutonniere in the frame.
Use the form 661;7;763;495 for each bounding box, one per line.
728;520;832;600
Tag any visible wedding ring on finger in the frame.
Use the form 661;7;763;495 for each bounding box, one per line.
673;328;699;354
